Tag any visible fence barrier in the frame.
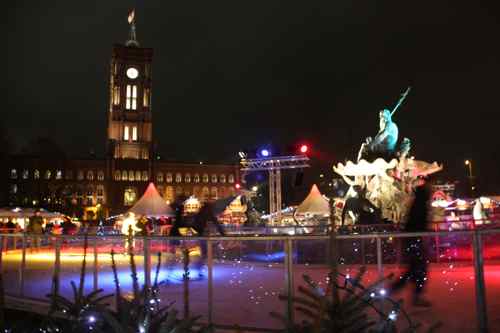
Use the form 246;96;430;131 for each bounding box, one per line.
1;227;499;332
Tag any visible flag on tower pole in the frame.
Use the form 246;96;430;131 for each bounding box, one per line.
128;9;135;24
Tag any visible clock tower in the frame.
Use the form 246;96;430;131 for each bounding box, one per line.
107;11;153;160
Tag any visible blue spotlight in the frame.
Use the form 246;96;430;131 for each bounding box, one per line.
261;149;270;157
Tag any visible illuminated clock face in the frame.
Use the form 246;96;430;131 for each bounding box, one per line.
126;67;139;79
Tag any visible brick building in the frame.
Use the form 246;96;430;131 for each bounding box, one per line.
3;16;239;218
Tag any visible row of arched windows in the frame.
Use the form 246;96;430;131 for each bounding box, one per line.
114;170;149;182
10;169;105;181
10;168;235;186
156;185;236;202
155;172;234;184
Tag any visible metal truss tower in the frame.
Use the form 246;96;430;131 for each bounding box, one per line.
240;155;310;224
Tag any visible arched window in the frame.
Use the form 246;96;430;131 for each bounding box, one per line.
193;186;201;198
175;173;182;183
157;172;164;183
56;170;63;180
165;186;174;202
10;169;17;179
157;185;164;197
211;187;218;200
175;186;183;198
113;85;120;105
65;170;73;180
45;170;52;180
194;174;200;183
219;174;226;183
87;170;94;181
202;187;210;202
228;174;235;183
143;88;150;107
97;170;105;181
142;171;148;181
135;171;141;181
34;169;40;179
185;173;191;183
77;171;84;180
230;186;236;196
211;174;217;183
97;185;104;197
202;174;209;183
124;187;137;206
166;173;173;183
129;170;135;181
114;170;121;181
22;169;29;179
219;186;226;198
126;85;138;110
121;170;128;181
86;189;94;206
97;185;105;204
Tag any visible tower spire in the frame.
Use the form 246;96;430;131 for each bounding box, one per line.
125;8;139;47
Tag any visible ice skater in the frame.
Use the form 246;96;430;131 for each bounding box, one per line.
390;178;432;307
191;202;225;277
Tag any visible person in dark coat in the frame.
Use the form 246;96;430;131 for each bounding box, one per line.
192;203;225;237
28;210;44;252
390;179;432;306
191;202;225;277
341;186;381;226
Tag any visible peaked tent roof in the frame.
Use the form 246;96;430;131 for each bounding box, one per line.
128;183;174;217
295;184;330;216
213;195;240;215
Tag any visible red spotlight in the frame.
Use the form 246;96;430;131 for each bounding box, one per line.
300;144;309;154
235;183;241;189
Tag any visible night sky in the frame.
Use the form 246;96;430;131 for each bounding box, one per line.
5;1;500;193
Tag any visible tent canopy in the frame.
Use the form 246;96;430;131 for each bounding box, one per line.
213;195;240;215
0;207;65;219
128;183;174;217
295;184;330;216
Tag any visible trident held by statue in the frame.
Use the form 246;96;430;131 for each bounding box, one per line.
391;86;412;116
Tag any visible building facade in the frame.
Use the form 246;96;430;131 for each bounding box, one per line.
3;18;239;218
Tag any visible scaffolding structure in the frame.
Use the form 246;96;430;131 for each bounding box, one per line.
240;155;310;224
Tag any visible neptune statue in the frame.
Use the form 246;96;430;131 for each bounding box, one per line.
358;109;399;161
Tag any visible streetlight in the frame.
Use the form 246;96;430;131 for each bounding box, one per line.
464;160;473;177
464;160;475;197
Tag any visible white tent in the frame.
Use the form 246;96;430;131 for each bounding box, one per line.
295;184;330;216
0;207;65;219
128;183;174;217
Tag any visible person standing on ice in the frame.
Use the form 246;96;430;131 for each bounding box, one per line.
473;199;488;225
121;212;141;251
390;178;432;307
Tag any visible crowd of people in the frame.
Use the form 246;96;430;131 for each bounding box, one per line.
0;210;79;236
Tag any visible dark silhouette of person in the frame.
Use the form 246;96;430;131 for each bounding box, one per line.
28;210;44;251
169;196;188;237
191;202;225;277
6;219;16;233
390;179;432;306
165;197;187;282
192;203;225;236
341;186;381;226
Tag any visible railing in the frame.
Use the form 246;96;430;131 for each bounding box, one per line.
1;228;499;332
